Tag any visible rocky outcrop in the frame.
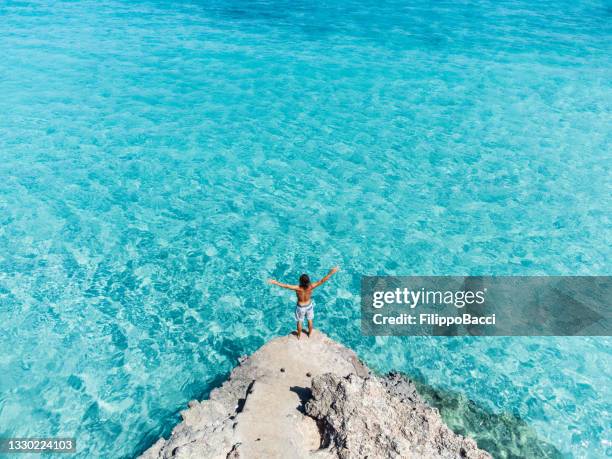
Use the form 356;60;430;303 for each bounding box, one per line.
139;332;490;459
306;373;488;459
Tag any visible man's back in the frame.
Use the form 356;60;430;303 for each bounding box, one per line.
295;286;313;305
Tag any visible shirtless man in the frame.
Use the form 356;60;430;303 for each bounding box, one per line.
268;267;340;339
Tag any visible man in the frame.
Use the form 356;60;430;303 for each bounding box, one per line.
268;267;340;339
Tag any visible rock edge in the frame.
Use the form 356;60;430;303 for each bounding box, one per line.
139;332;490;459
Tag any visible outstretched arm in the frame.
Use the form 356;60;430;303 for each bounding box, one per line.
311;266;340;289
267;279;300;291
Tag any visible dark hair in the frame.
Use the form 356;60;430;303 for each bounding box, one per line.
299;273;310;288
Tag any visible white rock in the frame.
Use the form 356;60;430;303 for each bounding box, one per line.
138;332;490;459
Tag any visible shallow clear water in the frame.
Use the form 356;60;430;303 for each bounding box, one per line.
0;0;611;457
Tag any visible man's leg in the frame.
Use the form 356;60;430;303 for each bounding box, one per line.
307;319;313;337
296;321;302;339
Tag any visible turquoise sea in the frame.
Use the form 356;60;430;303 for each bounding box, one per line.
0;0;611;457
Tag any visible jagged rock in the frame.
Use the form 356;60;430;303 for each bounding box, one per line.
306;373;490;459
380;371;423;404
139;332;490;459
